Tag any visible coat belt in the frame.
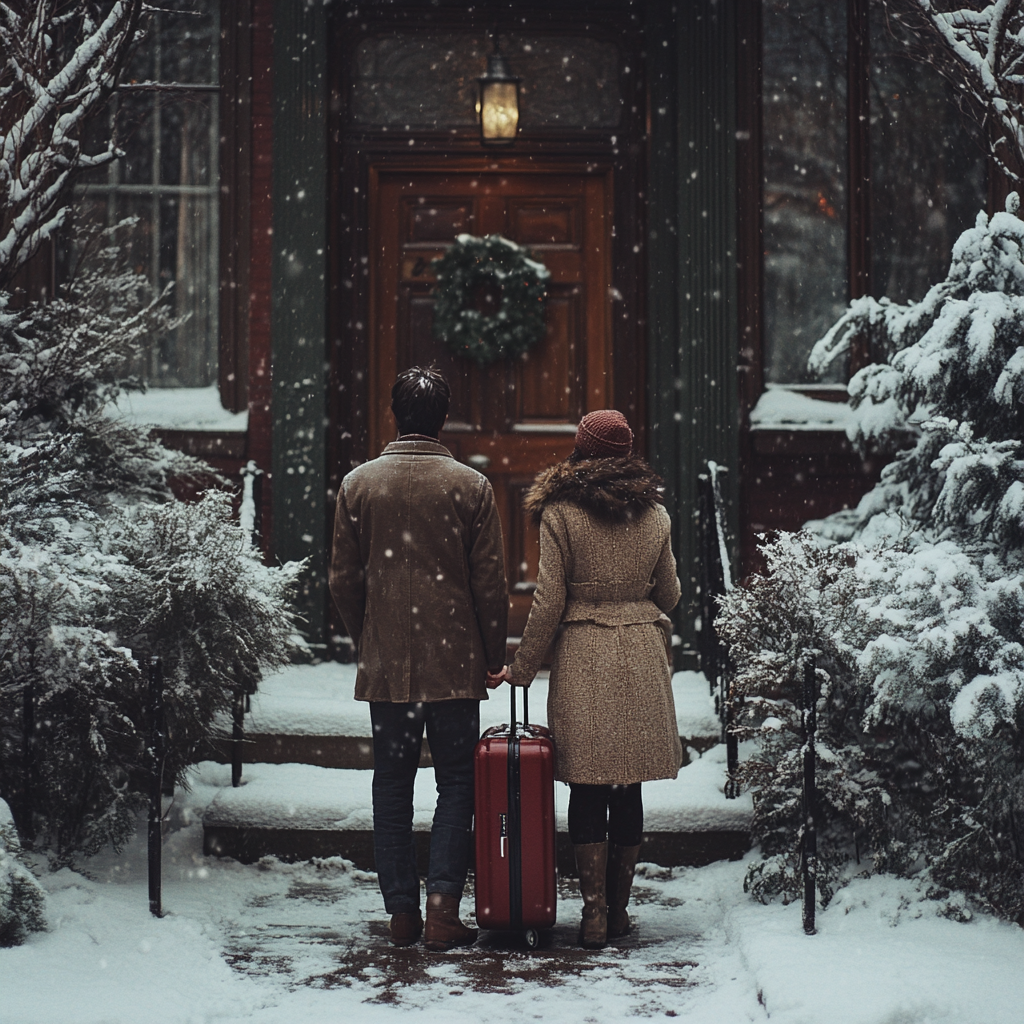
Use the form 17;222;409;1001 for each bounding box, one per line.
562;597;665;627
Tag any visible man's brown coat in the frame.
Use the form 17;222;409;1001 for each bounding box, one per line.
329;438;508;703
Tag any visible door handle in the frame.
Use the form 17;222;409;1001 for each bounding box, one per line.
467;453;491;471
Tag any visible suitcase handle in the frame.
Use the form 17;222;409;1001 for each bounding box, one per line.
509;684;529;739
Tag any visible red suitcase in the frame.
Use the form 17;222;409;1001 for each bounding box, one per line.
474;686;557;947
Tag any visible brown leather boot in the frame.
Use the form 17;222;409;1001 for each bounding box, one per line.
422;892;477;951
574;842;608;949
606;843;641;938
388;910;423;947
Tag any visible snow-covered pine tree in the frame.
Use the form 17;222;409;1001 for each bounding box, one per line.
0;799;45;947
719;196;1024;921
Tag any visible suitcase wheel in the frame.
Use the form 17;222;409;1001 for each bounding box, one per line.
524;928;540;949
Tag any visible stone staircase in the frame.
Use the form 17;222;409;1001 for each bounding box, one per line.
199;663;752;874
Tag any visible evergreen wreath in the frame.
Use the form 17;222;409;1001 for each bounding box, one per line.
431;233;550;366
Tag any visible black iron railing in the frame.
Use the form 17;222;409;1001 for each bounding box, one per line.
696;461;739;799
230;461;265;787
148;656;166;918
802;654;818;935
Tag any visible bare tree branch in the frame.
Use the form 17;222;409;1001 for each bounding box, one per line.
0;1;144;289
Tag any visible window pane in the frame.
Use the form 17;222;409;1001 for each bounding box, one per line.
869;3;986;304
762;1;848;384
73;0;220;392
127;1;219;85
111;194;218;387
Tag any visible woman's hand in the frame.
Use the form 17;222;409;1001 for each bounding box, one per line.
485;665;510;689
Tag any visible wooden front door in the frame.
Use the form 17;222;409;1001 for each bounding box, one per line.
369;160;618;637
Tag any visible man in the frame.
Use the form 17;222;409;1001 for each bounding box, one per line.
329;367;508;950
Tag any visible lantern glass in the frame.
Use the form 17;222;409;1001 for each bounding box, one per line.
480;79;519;142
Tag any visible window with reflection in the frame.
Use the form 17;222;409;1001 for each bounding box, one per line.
869;0;985;305
761;0;987;386
762;0;848;385
75;0;220;388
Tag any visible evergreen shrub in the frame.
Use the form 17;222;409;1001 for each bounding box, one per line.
0;219;304;863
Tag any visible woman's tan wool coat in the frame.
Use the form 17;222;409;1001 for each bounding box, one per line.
509;456;683;786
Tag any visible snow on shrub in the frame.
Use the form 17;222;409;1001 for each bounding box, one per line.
721;196;1024;921
0;219;304;863
0;799;45;947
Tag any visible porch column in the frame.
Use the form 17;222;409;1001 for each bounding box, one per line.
647;0;741;661
271;0;328;646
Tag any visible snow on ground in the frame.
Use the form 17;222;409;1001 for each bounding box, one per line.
239;663;722;741
110;385;249;432
4;793;1023;1024
5;669;1022;1023
201;745;752;833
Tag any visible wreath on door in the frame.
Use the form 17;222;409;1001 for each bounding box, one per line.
431;234;550;367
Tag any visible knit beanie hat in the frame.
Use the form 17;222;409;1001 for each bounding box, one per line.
574;409;633;458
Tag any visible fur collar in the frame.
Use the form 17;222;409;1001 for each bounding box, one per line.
523;456;665;524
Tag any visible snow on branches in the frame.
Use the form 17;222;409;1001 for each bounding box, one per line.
0;1;144;288
809;193;1024;548
889;1;1024;182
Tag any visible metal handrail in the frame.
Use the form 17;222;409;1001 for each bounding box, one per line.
696;461;739;798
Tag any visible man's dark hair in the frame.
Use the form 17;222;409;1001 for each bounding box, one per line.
391;366;451;437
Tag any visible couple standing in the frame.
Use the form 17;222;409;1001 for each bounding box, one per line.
329;367;682;951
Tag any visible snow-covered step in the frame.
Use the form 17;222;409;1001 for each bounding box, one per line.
199;744;752;870
208;663;724;770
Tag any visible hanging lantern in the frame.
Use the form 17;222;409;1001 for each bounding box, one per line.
477;36;520;145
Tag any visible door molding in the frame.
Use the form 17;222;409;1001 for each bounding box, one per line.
325;4;648;652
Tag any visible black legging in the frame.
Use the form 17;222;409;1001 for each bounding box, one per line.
567;783;643;846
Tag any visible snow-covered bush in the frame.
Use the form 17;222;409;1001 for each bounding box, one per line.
718;534;910;910
0;221;304;863
721;196;1024;921
110;491;305;788
0;799;45;946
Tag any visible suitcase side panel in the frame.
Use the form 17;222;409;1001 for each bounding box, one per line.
473;736;511;928
517;736;558;928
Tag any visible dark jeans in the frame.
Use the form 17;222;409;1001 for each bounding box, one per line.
568;783;644;846
369;699;479;915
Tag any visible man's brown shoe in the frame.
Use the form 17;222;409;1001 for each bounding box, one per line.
389;910;423;947
422;892;477;951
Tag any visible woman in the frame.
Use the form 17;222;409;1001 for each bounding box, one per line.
489;410;682;949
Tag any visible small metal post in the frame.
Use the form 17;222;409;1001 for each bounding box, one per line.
148;656;165;918
231;686;245;788
21;681;34;846
725;689;740;799
251;468;264;549
802;655;817;935
239;461;265;551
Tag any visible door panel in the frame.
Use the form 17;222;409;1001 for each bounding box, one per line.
370;164;616;637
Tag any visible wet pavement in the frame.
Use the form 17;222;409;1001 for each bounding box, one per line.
222;872;701;1011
